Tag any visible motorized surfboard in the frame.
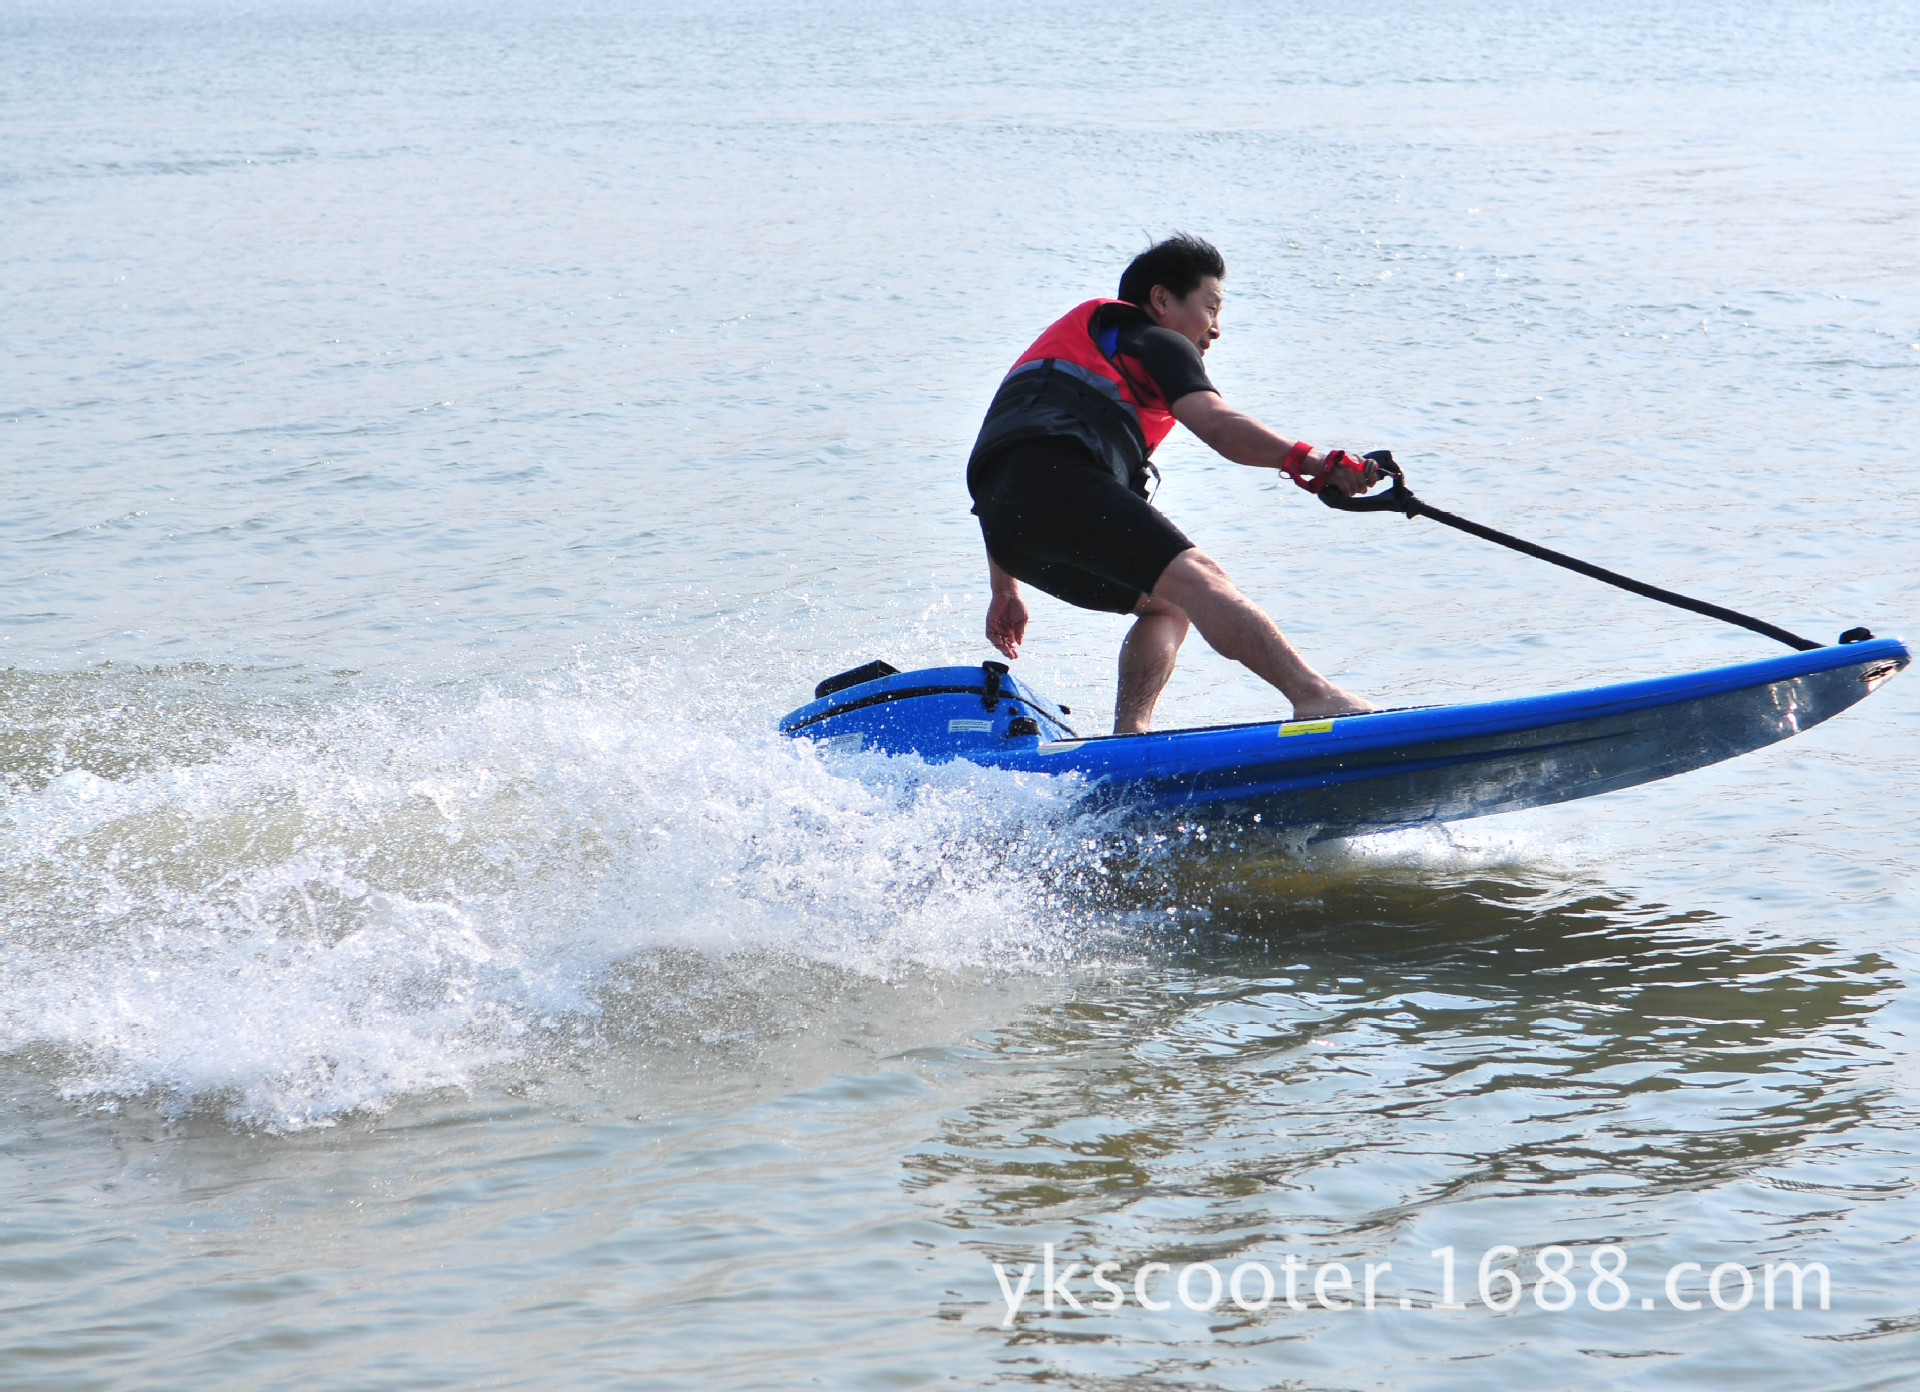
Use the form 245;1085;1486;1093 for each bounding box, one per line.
778;639;1908;840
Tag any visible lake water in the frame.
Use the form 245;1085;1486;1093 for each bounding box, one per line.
3;1;1918;1387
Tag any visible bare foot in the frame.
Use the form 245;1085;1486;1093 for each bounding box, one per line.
1289;683;1376;720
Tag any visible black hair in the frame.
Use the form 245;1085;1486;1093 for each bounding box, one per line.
1117;234;1226;307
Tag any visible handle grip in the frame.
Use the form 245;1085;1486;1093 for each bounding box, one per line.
1319;450;1420;516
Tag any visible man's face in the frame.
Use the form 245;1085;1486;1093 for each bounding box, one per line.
1149;275;1223;354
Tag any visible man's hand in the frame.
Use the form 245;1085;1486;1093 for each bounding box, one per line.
985;558;1028;659
986;586;1028;660
1317;450;1381;497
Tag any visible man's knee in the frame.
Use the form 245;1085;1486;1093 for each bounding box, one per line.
1155;550;1272;658
1154;549;1243;609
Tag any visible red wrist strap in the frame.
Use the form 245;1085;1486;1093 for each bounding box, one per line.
1281;440;1314;487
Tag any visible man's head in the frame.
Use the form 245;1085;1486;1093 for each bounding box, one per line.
1118;234;1226;354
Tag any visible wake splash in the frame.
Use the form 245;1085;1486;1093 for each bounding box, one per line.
0;670;1118;1130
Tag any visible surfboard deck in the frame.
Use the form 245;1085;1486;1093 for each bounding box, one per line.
779;638;1908;839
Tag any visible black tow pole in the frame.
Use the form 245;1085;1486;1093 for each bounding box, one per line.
1321;452;1872;652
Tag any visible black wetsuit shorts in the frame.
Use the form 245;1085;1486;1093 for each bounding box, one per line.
971;438;1195;615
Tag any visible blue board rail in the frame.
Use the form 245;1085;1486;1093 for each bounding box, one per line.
779;638;1908;839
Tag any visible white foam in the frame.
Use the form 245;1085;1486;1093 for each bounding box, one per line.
0;673;1114;1129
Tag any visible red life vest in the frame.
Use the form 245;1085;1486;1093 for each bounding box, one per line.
1007;299;1180;452
967;299;1180;496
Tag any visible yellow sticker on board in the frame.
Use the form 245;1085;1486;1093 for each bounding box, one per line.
1278;719;1335;737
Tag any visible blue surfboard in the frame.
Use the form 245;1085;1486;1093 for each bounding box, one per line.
778;639;1908;839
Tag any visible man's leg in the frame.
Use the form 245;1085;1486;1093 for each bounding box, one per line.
1114;595;1190;734
1150;550;1372;720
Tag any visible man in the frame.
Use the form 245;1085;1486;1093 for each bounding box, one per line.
967;234;1383;733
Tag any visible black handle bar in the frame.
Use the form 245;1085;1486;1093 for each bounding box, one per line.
1317;450;1420;515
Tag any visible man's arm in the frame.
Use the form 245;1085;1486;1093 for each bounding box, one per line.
1170;390;1377;495
985;555;1028;660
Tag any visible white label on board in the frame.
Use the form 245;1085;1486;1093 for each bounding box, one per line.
948;718;994;733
